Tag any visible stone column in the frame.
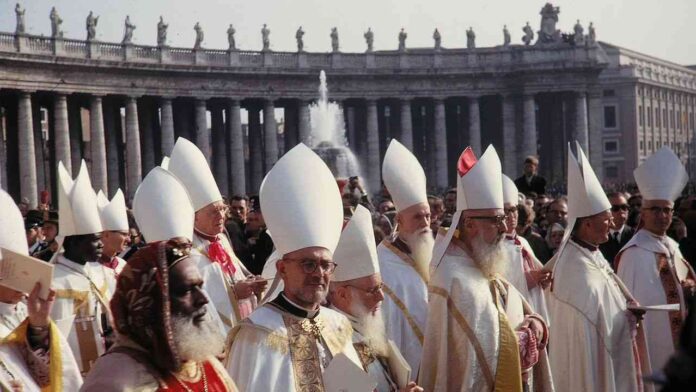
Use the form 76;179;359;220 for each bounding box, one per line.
160;97;175;156
18;91;37;207
226;99;245;195
194;98;210;164
103;99;121;196
588;91;604;180
138;99;156;175
346;106;356;149
298;100;311;144
366;99;380;193
502;94;517;176
468;96;482;154
433;98;448;189
400;98;414;150
89;95;108;193
53;94;72;175
68;100;83;173
263;99;279;172
211;104;228;195
248;107;263;192
575;92;589;153
125;97;142;201
284;102;298;153
521;93;538;161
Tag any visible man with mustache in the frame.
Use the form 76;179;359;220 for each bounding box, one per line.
167;138;266;334
377;139;432;374
225;145;362;391
547;143;649;391
421;146;552;392
51;161;116;375
96;189;130;293
616;147;696;372
82;166;237;391
328;205;423;392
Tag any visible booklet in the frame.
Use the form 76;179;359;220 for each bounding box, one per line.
387;339;412;388
0;247;54;299
323;353;376;392
627;303;680;312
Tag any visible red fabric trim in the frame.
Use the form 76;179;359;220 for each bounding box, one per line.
457;147;477;177
656;253;683;347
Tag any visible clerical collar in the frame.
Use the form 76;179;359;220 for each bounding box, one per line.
270;292;320;319
571;235;599;252
392;236;412;254
194;228;219;242
57;254;90;274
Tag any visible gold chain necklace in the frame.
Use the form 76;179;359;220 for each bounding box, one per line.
170;363;208;392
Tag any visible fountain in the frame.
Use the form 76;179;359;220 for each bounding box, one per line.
308;71;363;187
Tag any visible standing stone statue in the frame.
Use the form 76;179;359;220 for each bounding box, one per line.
587;22;596;45
50;7;63;38
122;16;136;44
398;28;407;52
193;22;204;49
573;20;585;45
261;24;270;51
330;27;339;53
295;26;305;52
433;28;441;49
466;27;476;49
86;11;99;41
227;24;236;50
522;21;534;45
157;16;168;47
503;25;511;46
364;27;374;52
15;3;25;34
537;2;561;44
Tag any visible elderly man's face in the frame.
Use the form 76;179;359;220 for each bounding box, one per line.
396;202;431;235
278;247;334;309
504;203;518;234
345;274;384;316
194;201;229;236
169;257;209;326
583;210;613;245
642;199;674;236
464;208;507;244
102;230;131;256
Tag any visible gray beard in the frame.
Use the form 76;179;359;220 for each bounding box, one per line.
470;233;507;278
171;310;225;362
349;300;389;357
402;228;435;282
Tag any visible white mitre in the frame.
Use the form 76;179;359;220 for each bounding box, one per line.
0;189;29;256
382;139;428;212
502;174;519;206
96;189;129;232
432;145;503;267
57;160;103;236
332;205;380;282
133;167;195;242
167;137;222;211
260;143;343;256
634;146;688;202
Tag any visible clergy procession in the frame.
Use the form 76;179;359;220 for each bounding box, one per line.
1;129;696;391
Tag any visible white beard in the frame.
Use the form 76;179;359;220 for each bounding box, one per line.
171;310;225;362
350;300;389;357
402;228;434;282
470;233;507;278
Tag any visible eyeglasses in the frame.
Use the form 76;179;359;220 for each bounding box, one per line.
345;282;385;296
284;258;337;274
207;205;230;217
610;204;629;212
467;215;506;226
643;206;674;215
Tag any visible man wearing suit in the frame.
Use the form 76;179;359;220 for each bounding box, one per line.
599;192;635;269
514;156;547;196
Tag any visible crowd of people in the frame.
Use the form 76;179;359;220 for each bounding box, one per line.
1;134;696;391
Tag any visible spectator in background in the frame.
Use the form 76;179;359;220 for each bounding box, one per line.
517;202;552;264
668;217;696;270
17;197;30;216
599;192;635;269
627;193;643;228
226;195;253;268
377;199;395;215
546;197;569;231
514;155;547;196
25;210;46;255
443;188;456;215
428;195;444;236
245;196;274;275
347;176;374;211
35;210;59;261
545;222;565;256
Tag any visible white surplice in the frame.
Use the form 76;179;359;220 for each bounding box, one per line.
616;229;696;371
51;254;114;374
376;240;428;374
548;239;646;392
421;243;553;392
502;236;550;325
192;232;257;334
225;301;362;392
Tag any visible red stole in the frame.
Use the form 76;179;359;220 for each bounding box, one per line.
196;230;237;277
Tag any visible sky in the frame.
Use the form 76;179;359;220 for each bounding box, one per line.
1;0;695;66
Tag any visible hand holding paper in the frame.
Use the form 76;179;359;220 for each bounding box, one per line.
0;247;54;300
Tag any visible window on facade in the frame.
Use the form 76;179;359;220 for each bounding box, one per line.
638;106;644;127
656;108;661;128
603;89;615;97
604;106;617;129
649;140;653;150
605;166;618;178
664;109;668;128
604;140;619;153
677;111;681;130
639;140;644;151
648;109;653;127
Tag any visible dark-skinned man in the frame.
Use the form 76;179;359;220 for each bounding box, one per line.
617;147;696;373
168;138;266;335
225;144;363;391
